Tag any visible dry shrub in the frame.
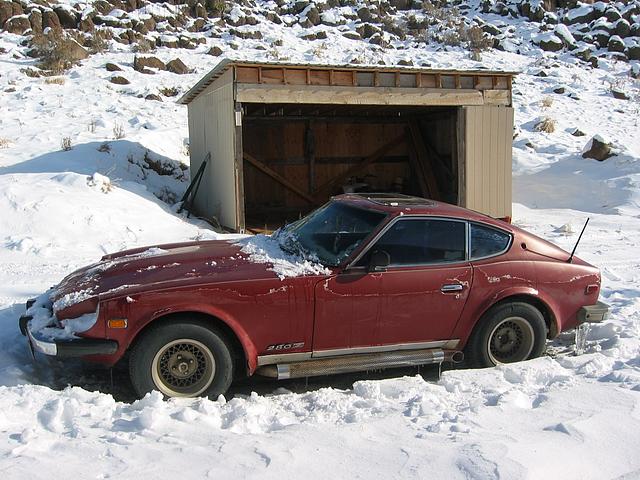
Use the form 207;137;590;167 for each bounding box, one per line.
535;117;556;133
540;96;554;108
88;118;97;133
97;142;111;152
132;38;155;53
113;123;125;140
31;32;78;74
159;86;180;97
0;138;11;149
85;31;108;54
45;77;65;85
61;136;72;151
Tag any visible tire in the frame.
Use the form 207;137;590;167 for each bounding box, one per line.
464;302;547;368
129;320;234;399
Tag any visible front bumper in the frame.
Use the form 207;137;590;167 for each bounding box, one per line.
578;301;609;324
19;308;118;358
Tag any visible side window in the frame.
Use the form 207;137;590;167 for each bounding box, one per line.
359;219;466;266
470;223;511;259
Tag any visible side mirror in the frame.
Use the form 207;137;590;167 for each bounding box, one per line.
368;250;390;272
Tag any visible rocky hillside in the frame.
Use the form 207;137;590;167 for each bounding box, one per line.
1;0;639;76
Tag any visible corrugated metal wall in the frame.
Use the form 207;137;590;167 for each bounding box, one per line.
186;69;238;228
460;106;513;219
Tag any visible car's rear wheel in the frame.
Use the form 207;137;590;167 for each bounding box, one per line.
464;302;547;367
129;320;233;398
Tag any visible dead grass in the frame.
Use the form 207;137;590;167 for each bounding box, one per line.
0;138;11;149
31;32;78;74
45;77;65;85
535;117;557;133
159;86;180;97
540;96;554;108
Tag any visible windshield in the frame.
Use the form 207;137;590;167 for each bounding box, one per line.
274;201;387;267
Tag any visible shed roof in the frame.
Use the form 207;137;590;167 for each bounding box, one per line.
178;58;518;106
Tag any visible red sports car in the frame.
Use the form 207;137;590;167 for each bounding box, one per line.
20;194;608;398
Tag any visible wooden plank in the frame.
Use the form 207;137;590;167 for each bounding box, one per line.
405;129;429;197
261;67;285;84
408;122;441;200
312;135;405;197
483;90;511;106
310;70;330;85
236;66;259;83
284;68;307;85
333;70;352;86
244;151;316;204
237;84;485;106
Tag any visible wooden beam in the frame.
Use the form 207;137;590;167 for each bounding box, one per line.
237;84;485;106
408;122;441;200
312;135;405;198
405;130;429;197
243;152;316;204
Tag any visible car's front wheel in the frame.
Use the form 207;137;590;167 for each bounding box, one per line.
465;302;547;367
129;320;233;398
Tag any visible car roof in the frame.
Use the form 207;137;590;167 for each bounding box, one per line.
333;193;513;231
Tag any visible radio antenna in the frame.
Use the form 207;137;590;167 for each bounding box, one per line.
568;218;590;263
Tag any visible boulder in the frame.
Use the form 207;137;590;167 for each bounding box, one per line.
166;58;189;74
554;24;577;49
194;2;206;19
342;31;361;40
42;9;61;32
553;86;565;94
607;35;625;53
357;7;373;23
628;45;640;61
133;55;165;71
306;6;320;26
604;7;621;22
63;38;89;61
4;14;31;34
397;59;413;66
110;75;130;85
611;88;629;100
0;1;13;29
614;18;631;37
356;23;381;39
535;33;564;52
571;128;586;137
591;30;610;48
582;136;614;161
145;93;162;101
563;5;595;25
53;5;77;29
28;8;42;34
79;16;94;32
105;62;122;71
206;45;223;56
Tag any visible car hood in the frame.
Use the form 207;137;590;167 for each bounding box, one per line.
50;239;281;318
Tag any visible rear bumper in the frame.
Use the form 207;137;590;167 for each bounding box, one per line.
19;312;118;358
577;301;609;324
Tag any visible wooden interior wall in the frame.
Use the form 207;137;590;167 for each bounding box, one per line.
243;121;409;212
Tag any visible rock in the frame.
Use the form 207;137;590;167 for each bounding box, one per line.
178;36;196;49
207;45;223;56
535;33;564;52
63;38;89;61
574;46;593;62
591;30;610;48
189;17;206;32
482;23;501;36
554;24;577;49
631;64;640;79
145;93;162;101
611;88;629;100
41;9;61;32
134;56;165;71
194;2;206;19
316;30;327;39
301;32;317;40
628;45;640;61
397;59;413;66
166;58;189;74
342;31;361;40
553;86;565;94
571;128;586;137
28;8;42;34
110;75;130;85
265;12;282;24
4;14;30;33
631;23;640;37
604;7;621;22
582;135;614;161
306;6;320;26
294;1;309;14
79;16;94;32
356;23;381;39
357;7;373;23
53;5;77;29
105;62;122;71
563;5;595;25
0;2;14;30
614;18;631;37
607;35;625;53
389;0;412;10
158;36;179;48
230;28;262;39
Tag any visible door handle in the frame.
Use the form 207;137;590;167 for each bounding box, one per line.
441;284;464;293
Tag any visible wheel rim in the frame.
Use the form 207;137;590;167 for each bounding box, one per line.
487;316;535;364
151;339;215;397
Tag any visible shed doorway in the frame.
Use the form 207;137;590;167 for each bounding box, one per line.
241;103;460;232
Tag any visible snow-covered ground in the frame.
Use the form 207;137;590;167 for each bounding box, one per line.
1;2;640;478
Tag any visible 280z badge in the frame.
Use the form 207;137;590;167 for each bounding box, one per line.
265;342;305;351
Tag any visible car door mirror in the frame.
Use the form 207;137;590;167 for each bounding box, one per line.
368;250;390;272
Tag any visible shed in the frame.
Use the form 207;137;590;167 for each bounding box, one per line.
178;59;516;232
